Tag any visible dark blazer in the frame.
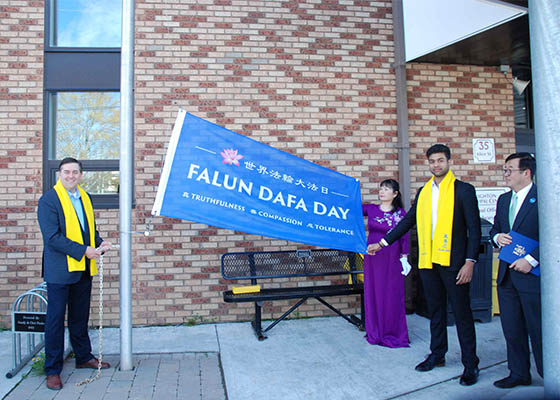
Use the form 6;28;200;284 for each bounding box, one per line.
489;184;539;293
38;188;103;285
385;179;481;270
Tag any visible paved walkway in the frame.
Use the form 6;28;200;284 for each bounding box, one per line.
1;315;546;399
4;353;225;400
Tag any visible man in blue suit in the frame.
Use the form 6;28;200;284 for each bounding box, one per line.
490;152;542;388
38;158;112;390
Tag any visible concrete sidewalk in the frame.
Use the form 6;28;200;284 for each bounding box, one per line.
1;315;545;399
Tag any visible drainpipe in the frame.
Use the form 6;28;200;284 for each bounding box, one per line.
392;0;411;208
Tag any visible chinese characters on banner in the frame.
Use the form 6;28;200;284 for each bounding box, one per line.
152;110;367;254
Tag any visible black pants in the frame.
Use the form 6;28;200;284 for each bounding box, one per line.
44;274;94;375
419;264;479;370
497;271;543;379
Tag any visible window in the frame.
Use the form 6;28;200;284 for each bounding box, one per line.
50;0;122;48
49;92;120;161
513;89;532;129
44;0;125;208
48;91;120;194
513;81;535;154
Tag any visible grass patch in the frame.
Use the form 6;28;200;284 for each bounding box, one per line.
184;315;203;326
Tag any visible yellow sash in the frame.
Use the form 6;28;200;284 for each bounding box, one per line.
53;180;98;275
416;171;455;268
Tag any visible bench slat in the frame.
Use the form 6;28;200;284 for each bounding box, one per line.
223;284;363;302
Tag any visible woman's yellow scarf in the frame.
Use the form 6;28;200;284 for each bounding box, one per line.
416;170;455;268
54;180;98;275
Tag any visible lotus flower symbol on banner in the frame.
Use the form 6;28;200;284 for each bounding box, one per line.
221;148;244;166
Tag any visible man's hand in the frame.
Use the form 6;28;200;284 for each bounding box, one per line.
98;241;113;254
456;261;475;285
496;233;512;247
85;246;101;260
510;258;533;274
367;242;382;255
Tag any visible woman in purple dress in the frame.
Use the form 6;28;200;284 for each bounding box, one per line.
362;179;410;348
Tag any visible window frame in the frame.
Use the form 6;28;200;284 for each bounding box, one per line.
43;0;130;209
46;159;121;209
43;91;123;209
46;0;122;51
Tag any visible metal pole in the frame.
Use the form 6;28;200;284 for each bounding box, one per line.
528;1;560;396
120;0;135;371
392;0;411;209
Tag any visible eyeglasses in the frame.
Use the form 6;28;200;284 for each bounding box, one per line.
502;168;525;176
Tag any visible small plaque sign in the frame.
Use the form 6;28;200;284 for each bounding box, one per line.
13;312;46;333
473;138;496;163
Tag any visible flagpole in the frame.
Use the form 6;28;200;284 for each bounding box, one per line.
119;0;135;371
392;0;411;209
529;1;560;396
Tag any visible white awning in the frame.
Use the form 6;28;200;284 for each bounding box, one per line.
404;0;527;62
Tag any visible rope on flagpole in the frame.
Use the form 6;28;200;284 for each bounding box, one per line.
120;216;154;236
75;216;152;385
76;244;120;386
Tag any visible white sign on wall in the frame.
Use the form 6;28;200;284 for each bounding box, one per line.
473;138;496;163
476;187;509;224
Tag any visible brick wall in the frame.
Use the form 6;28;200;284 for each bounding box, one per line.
130;0;398;326
406;63;515;192
0;1;516;328
0;1;45;329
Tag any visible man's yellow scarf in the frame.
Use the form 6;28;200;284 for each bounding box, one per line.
54;180;98;275
416;170;455;268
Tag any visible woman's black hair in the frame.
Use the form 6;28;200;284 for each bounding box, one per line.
380;179;403;211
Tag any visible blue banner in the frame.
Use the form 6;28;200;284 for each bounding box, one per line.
152;110;367;254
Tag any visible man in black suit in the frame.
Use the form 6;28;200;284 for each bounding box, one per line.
368;144;481;386
490;152;542;389
38;158;112;390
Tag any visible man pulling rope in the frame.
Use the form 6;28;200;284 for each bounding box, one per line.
38;158;113;391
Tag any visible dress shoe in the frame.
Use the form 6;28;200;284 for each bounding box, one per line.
46;374;62;390
459;367;479;386
415;355;445;372
493;375;531;389
76;357;111;369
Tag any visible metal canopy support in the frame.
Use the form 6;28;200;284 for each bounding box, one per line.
528;1;560;396
392;0;411;209
120;0;135;371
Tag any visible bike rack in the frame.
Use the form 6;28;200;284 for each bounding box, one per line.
6;283;48;379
